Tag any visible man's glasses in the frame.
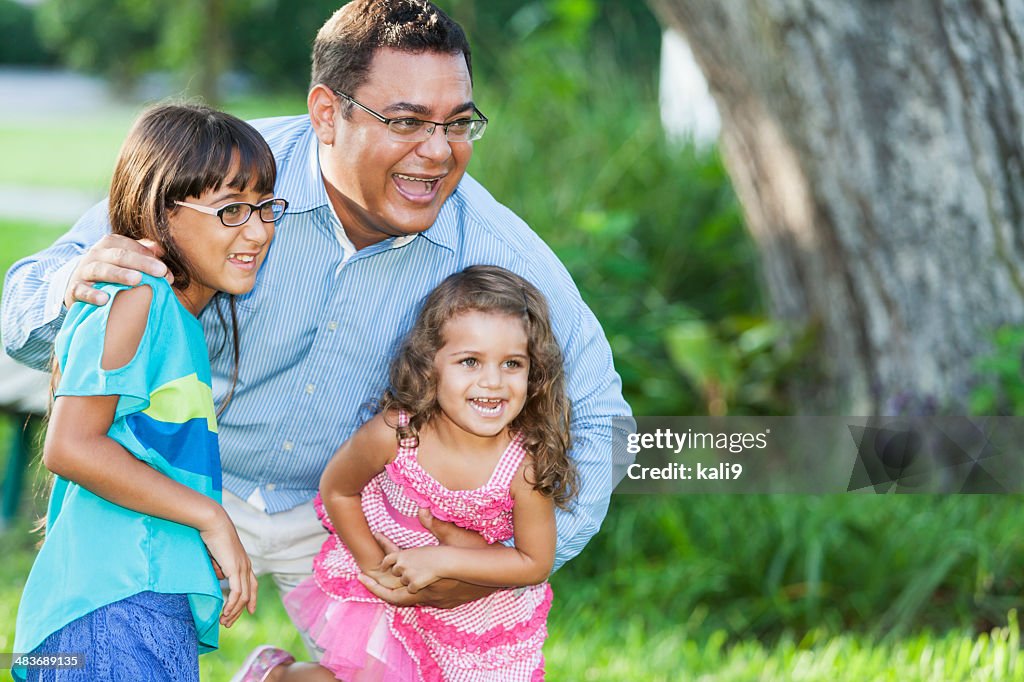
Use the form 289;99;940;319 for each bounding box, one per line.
334;90;488;143
175;197;289;227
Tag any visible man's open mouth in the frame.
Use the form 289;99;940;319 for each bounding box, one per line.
393;172;444;197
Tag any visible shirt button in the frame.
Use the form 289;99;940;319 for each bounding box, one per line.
305;384;316;394
265;483;277;492
327;321;338;331
283;441;294;451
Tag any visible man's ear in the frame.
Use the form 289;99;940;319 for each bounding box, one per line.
308;84;340;145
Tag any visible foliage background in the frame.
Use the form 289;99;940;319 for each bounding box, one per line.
1;0;1023;679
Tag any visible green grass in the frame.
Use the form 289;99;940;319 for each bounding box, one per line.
2;521;1022;682
0;95;306;193
0;120;134;192
543;614;1024;681
0;220;68;278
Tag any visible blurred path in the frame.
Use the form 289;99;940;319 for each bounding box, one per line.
0;67;122;122
0;186;98;225
0;68;120;224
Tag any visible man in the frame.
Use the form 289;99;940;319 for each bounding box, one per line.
2;0;629;619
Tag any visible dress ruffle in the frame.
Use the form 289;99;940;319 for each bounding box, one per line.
385;458;516;545
286;576;549;682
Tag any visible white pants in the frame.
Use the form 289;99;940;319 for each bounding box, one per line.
222;490;329;656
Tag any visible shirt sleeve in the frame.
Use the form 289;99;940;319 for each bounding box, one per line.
55;282;158;419
550;300;635;572
2;199;112;370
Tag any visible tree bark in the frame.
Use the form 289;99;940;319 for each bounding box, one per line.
648;0;1024;414
197;0;227;105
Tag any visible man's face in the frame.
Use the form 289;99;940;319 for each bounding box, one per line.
319;48;475;249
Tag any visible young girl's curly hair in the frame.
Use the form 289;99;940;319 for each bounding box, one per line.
380;265;578;509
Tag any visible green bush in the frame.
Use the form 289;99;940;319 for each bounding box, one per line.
469;5;796;416
36;0;164;90
230;0;664;91
969;326;1024;415
228;1;339;92
558;496;1024;642
0;0;54;65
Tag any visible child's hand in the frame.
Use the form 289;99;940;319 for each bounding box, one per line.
199;508;258;627
381;546;446;594
362;565;405;591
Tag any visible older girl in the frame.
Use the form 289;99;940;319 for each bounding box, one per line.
14;104;287;681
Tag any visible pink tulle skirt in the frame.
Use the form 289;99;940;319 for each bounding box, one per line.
286;575;549;682
286;577;421;681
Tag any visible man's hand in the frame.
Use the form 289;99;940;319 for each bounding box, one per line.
362;562;405;591
65;236;169;308
414;507;489;549
381;546;446;594
358;511;498;608
358;571;495;607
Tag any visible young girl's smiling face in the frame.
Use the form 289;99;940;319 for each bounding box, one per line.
433;310;530;441
168;160;275;314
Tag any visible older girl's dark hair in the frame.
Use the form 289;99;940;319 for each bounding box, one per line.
37;104;277;535
382;265;578;509
108;103;276;414
108;103;276;290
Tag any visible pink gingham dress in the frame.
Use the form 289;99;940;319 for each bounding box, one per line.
285;411;551;681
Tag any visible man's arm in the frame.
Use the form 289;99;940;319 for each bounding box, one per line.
2;199;166;369
553;299;634;571
380;464;556;592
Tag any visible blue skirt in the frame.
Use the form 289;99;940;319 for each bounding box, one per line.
24;591;199;682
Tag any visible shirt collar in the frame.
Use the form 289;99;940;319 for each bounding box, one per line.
271;121;327;214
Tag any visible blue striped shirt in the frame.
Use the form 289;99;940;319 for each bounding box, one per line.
1;114;632;570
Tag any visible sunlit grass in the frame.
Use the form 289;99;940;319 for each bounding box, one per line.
0;220;67;278
0;119;133;192
0;94;305;193
2;527;1021;682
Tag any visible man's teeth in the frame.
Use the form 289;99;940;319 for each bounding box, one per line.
394;173;439;182
230;253;255;263
394;173;438;189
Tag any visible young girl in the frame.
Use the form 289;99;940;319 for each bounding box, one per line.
247;265;578;682
13;103;287;681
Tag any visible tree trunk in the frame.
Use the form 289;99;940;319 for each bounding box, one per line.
197;0;227;105
648;0;1024;414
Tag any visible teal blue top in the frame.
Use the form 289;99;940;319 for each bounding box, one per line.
14;275;224;670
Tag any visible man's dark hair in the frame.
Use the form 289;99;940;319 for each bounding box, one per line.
311;0;472;113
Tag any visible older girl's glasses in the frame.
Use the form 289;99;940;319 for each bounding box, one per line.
175;197;289;227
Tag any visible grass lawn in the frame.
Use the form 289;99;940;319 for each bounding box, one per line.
0;94;307;193
0;122;133;193
0;220;68;276
2;506;1022;682
2;425;1021;680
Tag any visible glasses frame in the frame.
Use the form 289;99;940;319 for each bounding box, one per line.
174;197;289;227
333;90;488;143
